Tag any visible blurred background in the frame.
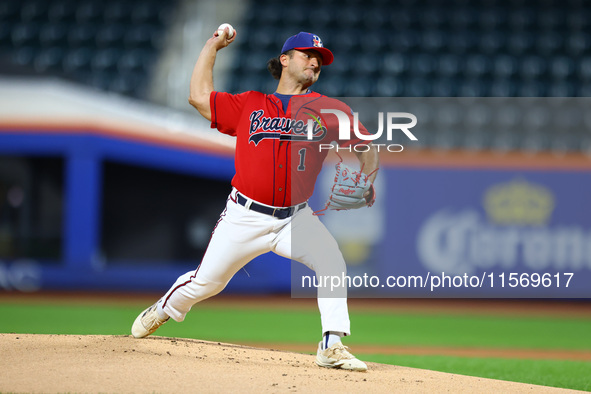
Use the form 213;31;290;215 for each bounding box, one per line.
0;0;590;296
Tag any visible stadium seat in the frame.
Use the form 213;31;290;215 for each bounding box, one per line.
343;77;376;97
62;47;93;74
91;47;121;73
431;77;459;97
566;33;591;56
103;2;133;24
507;8;535;31
39;22;69;48
354;54;381;76
388;8;418;30
548;130;575;154
491;131;519;152
522;104;550;132
359;31;387;54
374;76;404;97
243;51;266;72
535;31;563;56
75;0;104;24
489;78;518;97
335;7;363;29
331;28;359;52
118;48;151;73
250;28;276;51
0;22;12;52
479;31;505;55
10;23;40;48
68;23;98;48
448;6;476;30
11;46;37;67
567;10;590;31
459;79;489;97
323;51;348;75
124;24;157;49
421;6;446;29
507;32;535;55
33;46;65;72
518;81;547;97
550;56;575;79
463;130;490;151
0;0;173;101
438;54;463;77
421;30;445;53
548;81;577;97
382;53;409;76
84;70;112;91
478;7;505;31
496;100;522;126
464;54;491;78
131;2;162;24
47;0;77;23
20;0;48;23
493;55;519;79
520;56;547;80
110;71;142;96
96;23;126;48
0;0;20;21
280;5;306;27
388;29;419;53
313;74;345;97
360;8;388;30
579;84;591;97
447;30;477;54
520;130;550;153
433;129;459;150
309;5;337;29
579;56;591;80
406;77;432;97
409;53;436;77
235;76;264;94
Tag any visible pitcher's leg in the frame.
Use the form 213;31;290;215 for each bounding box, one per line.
274;207;351;335
161;203;267;322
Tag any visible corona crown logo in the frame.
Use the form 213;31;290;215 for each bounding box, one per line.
483;179;554;225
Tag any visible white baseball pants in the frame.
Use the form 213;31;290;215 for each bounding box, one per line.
159;189;351;335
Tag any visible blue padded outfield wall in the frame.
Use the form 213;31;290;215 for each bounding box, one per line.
1;128;591;298
370;167;591;298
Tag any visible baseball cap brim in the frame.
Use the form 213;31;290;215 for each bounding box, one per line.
292;46;334;65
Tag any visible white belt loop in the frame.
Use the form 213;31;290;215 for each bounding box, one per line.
244;196;253;210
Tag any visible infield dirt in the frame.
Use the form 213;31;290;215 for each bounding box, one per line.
0;333;582;393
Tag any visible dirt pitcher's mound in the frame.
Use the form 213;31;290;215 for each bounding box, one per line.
0;334;578;393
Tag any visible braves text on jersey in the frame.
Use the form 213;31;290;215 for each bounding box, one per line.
210;90;370;206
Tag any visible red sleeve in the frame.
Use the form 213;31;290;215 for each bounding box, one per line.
210;91;250;136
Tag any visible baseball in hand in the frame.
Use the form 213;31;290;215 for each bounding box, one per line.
217;23;235;39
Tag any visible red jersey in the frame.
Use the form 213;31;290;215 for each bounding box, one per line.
210;90;368;207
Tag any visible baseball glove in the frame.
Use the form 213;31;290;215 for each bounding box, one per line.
318;162;376;213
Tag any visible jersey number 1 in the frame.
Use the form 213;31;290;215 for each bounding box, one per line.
297;148;306;171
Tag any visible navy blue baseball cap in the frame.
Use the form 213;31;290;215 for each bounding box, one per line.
281;32;334;65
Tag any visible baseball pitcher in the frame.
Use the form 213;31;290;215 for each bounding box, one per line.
131;26;379;372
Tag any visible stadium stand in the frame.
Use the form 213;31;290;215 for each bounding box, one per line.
228;0;589;99
1;0;590;152
0;0;175;99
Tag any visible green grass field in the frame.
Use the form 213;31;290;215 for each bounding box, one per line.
1;299;590;391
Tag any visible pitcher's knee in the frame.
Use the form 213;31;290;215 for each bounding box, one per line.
191;277;227;298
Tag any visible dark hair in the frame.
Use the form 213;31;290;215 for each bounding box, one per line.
266;50;294;80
